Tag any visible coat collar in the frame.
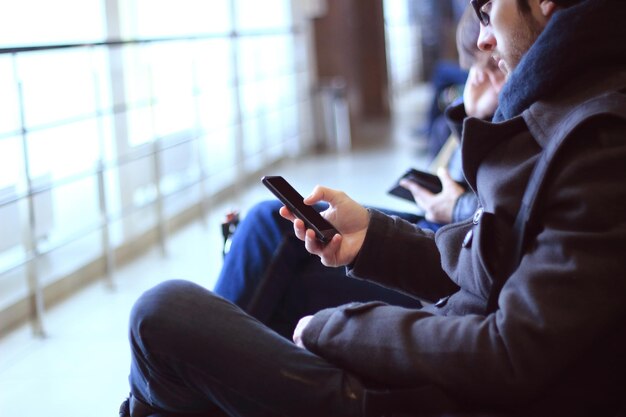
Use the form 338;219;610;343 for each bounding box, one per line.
460;116;528;192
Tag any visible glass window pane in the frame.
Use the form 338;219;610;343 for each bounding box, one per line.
91;48;114;113
39;231;102;287
163;184;201;218
194;39;234;88
160;139;200;197
114;157;158;242
36;177;100;254
259;35;293;75
282;105;299;140
0;0;308;326
118;157;156;211
0;197;24;262
26;120;100;182
133;0;232;38
202;128;237;176
99;114;117;165
121;47;153;107
0;1;105;47
237;38;261;83
0;136;25;192
241;83;263;116
198;87;236;131
266;109;284;147
17;50;97;128
153;101;196;139
108;205;157;246
148;43;196;137
235;0;292;31
0;57;20;137
126;107;155;147
242;117;263;159
209;167;237;195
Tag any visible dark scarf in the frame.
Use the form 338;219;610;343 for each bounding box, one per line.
493;0;626;122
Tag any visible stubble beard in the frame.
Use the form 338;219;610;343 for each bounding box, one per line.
501;13;544;79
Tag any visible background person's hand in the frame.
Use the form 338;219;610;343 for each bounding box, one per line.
463;63;505;119
400;168;465;224
279;186;369;267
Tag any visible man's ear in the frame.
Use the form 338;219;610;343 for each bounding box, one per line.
539;0;558;18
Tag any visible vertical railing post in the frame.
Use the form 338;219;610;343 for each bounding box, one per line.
91;46;116;289
229;0;246;202
146;59;167;257
190;39;209;228
13;53;46;337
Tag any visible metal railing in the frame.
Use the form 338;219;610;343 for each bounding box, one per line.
0;29;313;336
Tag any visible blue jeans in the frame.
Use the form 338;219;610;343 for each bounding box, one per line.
213;200;441;337
128;280;364;417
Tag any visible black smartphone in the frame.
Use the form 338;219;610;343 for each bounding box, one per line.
262;175;339;243
388;168;443;202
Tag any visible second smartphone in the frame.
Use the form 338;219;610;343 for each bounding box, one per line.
388;168;443;202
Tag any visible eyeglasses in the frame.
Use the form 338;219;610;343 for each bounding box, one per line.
471;0;492;26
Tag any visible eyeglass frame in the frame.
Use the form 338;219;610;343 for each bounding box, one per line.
471;0;491;26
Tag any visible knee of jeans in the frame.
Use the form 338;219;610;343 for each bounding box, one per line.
129;280;210;342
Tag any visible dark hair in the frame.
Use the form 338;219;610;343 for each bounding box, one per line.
456;5;481;70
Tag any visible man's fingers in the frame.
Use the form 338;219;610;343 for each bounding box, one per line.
303;228;324;255
279;206;295;221
303;185;325;205
319;234;342;266
292;218;307;241
303;185;343;206
279;210;307;240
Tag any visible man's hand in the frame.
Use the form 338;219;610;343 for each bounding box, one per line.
293;315;314;348
279;186;369;267
400;168;465;224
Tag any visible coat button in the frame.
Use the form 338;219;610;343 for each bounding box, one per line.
473;207;484;224
462;229;473;248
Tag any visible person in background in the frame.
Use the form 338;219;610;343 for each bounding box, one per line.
401;6;505;225
121;0;626;416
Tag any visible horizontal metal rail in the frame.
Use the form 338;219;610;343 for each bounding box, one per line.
0;29;300;55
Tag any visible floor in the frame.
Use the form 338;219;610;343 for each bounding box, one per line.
0;86;431;417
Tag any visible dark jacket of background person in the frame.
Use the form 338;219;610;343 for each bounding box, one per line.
300;1;626;415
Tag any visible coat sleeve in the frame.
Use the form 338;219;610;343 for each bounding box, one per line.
346;209;459;303
301;120;626;408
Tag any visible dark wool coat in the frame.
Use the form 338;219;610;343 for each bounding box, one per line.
301;0;626;415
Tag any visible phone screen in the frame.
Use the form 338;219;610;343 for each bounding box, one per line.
262;176;338;243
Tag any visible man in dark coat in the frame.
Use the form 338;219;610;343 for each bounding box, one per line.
120;1;626;416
